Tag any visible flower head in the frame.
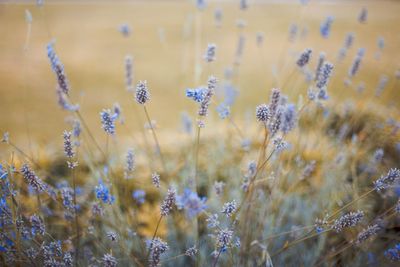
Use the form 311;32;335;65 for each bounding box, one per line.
135;80;150;105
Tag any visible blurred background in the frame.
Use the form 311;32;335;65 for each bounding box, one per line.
0;0;399;147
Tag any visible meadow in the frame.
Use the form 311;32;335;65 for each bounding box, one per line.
0;0;400;266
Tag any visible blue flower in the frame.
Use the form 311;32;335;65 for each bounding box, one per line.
132;190;146;205
95;180;115;204
0;164;8;180
186;87;206;103
385;243;400;261
176;188;207;219
216;104;230;119
320;16;334;39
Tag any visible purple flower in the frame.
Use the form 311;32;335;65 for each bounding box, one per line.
176;188;207;218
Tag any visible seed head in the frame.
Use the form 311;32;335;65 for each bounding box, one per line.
256;104;270;122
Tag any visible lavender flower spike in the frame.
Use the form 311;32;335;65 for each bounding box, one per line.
160;188;176;216
296;48;312;67
135;80;150;105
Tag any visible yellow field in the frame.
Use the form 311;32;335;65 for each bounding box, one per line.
1;0;400;145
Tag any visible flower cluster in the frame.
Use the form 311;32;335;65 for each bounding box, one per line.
160;188;176;216
95;181;115;205
374;168;400;191
332;210;364;232
176;188;207;218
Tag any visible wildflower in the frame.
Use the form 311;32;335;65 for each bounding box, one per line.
20;164;46;193
288;23;298;42
332;210;364;232
307;88;316;101
196;0;206;10
273;137;288;152
315;52;325;81
302;160;316;179
160;188;176;216
30;214;45;236
216;104;230;119
320;16;334;39
135;80;150;105
113;103;123;123
185;246;198;257
151;172;161;188
119;23;131;37
124;149;135;179
240;0;248;10
176;188;207;218
186;87;206;103
204;43;216;62
377;36;385;50
356;224;381;244
375;75;389;97
63;252;73;267
102;253;117;267
316;62;334;90
213;181;225;197
256;104;270;122
296;48;312;67
0;164;8;180
181;112;193;134
374;168;400;191
148;237;169;267
315;216;329;233
348;49;365;78
216;228;233;250
56;87;79;111
63;130;75;158
95;181;115;205
358;7;368;23
384;243;400;261
269;88;281;118
125;55;134;91
100;109;117;135
269;107;282;136
281;104;297;134
373;148;384;163
61;187;74;211
2;132;9;143
221;200;237;217
256;31;265;46
106;231;118;242
206;213;220;228
198;76;217;117
344;32;355;49
47;43;70;95
214;8;222;27
132;190;146;205
91;202;104;216
234;34;245;64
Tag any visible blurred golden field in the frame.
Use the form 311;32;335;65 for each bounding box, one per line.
1;0;400;146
